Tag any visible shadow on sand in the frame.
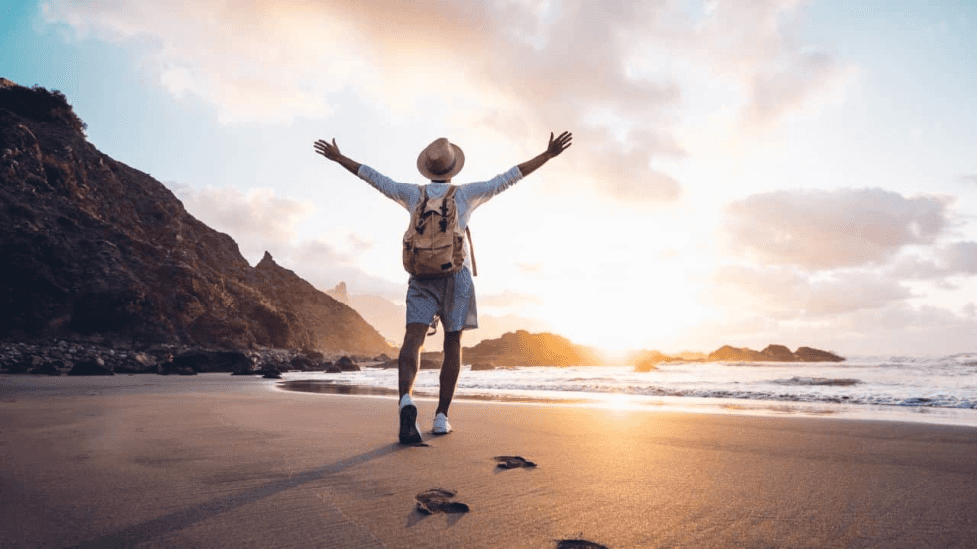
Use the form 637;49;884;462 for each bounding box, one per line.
67;443;410;549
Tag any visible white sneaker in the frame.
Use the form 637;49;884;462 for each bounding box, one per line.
399;394;422;445
432;412;452;435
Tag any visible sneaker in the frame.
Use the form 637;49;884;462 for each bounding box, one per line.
399;394;423;445
432;412;452;435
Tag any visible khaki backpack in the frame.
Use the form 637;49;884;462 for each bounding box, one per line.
403;186;477;278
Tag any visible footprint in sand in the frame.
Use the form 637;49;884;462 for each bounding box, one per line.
493;455;537;469
415;488;470;515
555;539;609;549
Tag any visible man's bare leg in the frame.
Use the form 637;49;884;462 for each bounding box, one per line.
436;330;463;417
399;323;429;398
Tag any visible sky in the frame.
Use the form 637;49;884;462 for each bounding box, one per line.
2;0;976;356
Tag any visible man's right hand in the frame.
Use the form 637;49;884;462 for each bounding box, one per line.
546;131;573;158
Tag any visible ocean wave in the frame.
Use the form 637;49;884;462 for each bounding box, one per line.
772;377;861;387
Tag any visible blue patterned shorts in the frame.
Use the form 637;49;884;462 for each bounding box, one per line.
405;267;477;333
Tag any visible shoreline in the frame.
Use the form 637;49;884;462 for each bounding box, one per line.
4;371;977;429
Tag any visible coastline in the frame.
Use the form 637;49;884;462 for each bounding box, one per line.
3;374;977;548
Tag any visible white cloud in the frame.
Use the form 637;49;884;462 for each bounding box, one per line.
709;265;912;319
44;0;850;202
722;188;951;270
939;241;977;274
172;184;315;250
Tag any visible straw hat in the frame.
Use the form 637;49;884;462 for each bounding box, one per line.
417;138;465;180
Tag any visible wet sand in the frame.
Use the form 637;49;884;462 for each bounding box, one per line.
2;374;976;548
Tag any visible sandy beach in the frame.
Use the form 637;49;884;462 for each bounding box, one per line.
2;374;976;548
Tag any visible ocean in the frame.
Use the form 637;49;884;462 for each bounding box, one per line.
279;354;977;426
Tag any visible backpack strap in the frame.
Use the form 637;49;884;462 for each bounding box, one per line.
466;226;477;277
415;186;429;234
444;186;476;277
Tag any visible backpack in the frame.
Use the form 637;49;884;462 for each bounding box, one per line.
402;186;477;278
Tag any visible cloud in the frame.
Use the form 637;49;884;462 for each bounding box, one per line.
960;174;977;185
709;265;912;319
172;184;315;250
741;49;849;131
889;242;977;279
44;0;847;202
939;241;977;274
722;188;951;270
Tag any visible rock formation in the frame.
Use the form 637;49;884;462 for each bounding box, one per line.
0;80;393;355
706;344;844;363
463;330;604;367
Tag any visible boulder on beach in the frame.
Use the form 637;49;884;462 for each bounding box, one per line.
290;355;314;371
171;350;253;373
113;353;157;374
336;356;360;371
158;360;197;375
68;358;113;376
420;358;441;370
470;362;495;371
300;349;324;361
29;362;62;376
3;356;36;373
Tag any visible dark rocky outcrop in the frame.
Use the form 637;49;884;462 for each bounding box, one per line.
470;362;495;371
705;344;844;363
289;355;315;371
335;356;360;372
170;350;253;373
159;360;197;375
794;346;845;362
113;352;157;373
29;361;62;376
707;345;765;362
300;349;324;361
68;358;113;376
631;344;845;371
0;80;394;356
760;344;797;362
463;330;604;367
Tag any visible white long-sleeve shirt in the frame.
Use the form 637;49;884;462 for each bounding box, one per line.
357;165;524;271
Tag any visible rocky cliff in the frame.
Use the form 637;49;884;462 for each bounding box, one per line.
463;330;604;367
0;79;393;355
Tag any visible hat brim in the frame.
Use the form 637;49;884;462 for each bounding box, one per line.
417;143;465;180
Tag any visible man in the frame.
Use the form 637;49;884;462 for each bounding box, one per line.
314;131;572;444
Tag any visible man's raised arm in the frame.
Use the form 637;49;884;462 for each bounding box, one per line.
314;138;361;175
517;131;572;177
